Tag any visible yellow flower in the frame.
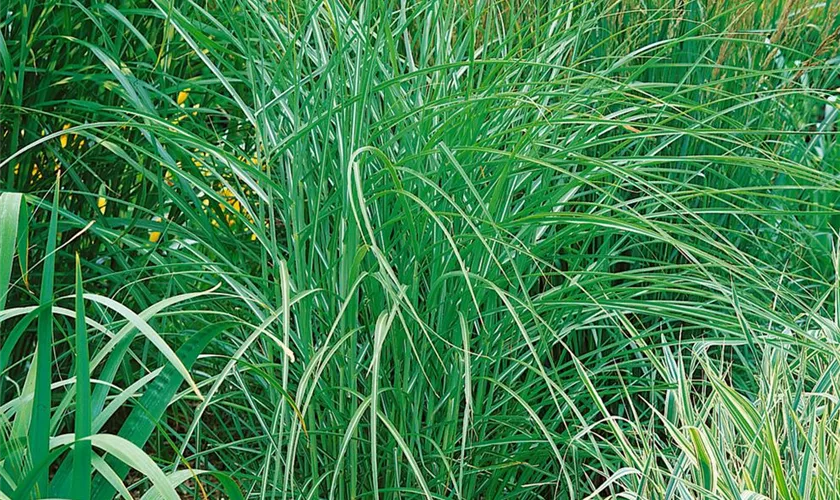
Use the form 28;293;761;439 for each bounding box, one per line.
149;216;162;243
97;196;107;215
60;124;71;148
177;88;190;105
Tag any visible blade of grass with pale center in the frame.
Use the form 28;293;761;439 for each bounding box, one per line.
0;193;21;312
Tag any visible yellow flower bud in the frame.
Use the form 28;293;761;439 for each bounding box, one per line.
60;124;71;148
177;88;190;105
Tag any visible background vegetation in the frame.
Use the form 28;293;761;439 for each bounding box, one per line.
2;0;840;498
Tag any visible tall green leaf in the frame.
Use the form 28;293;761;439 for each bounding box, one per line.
72;254;91;500
31;178;60;495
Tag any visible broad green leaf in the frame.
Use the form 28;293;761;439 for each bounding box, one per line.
83;322;233;500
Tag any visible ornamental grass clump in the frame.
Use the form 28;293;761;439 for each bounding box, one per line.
2;0;840;498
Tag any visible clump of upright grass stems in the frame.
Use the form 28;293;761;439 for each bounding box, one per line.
2;0;840;498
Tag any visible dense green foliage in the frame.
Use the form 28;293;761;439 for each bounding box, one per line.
2;0;840;498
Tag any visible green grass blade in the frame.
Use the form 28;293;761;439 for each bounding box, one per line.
31;177;60;496
72;254;91;500
0;192;22;312
688;426;717;495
